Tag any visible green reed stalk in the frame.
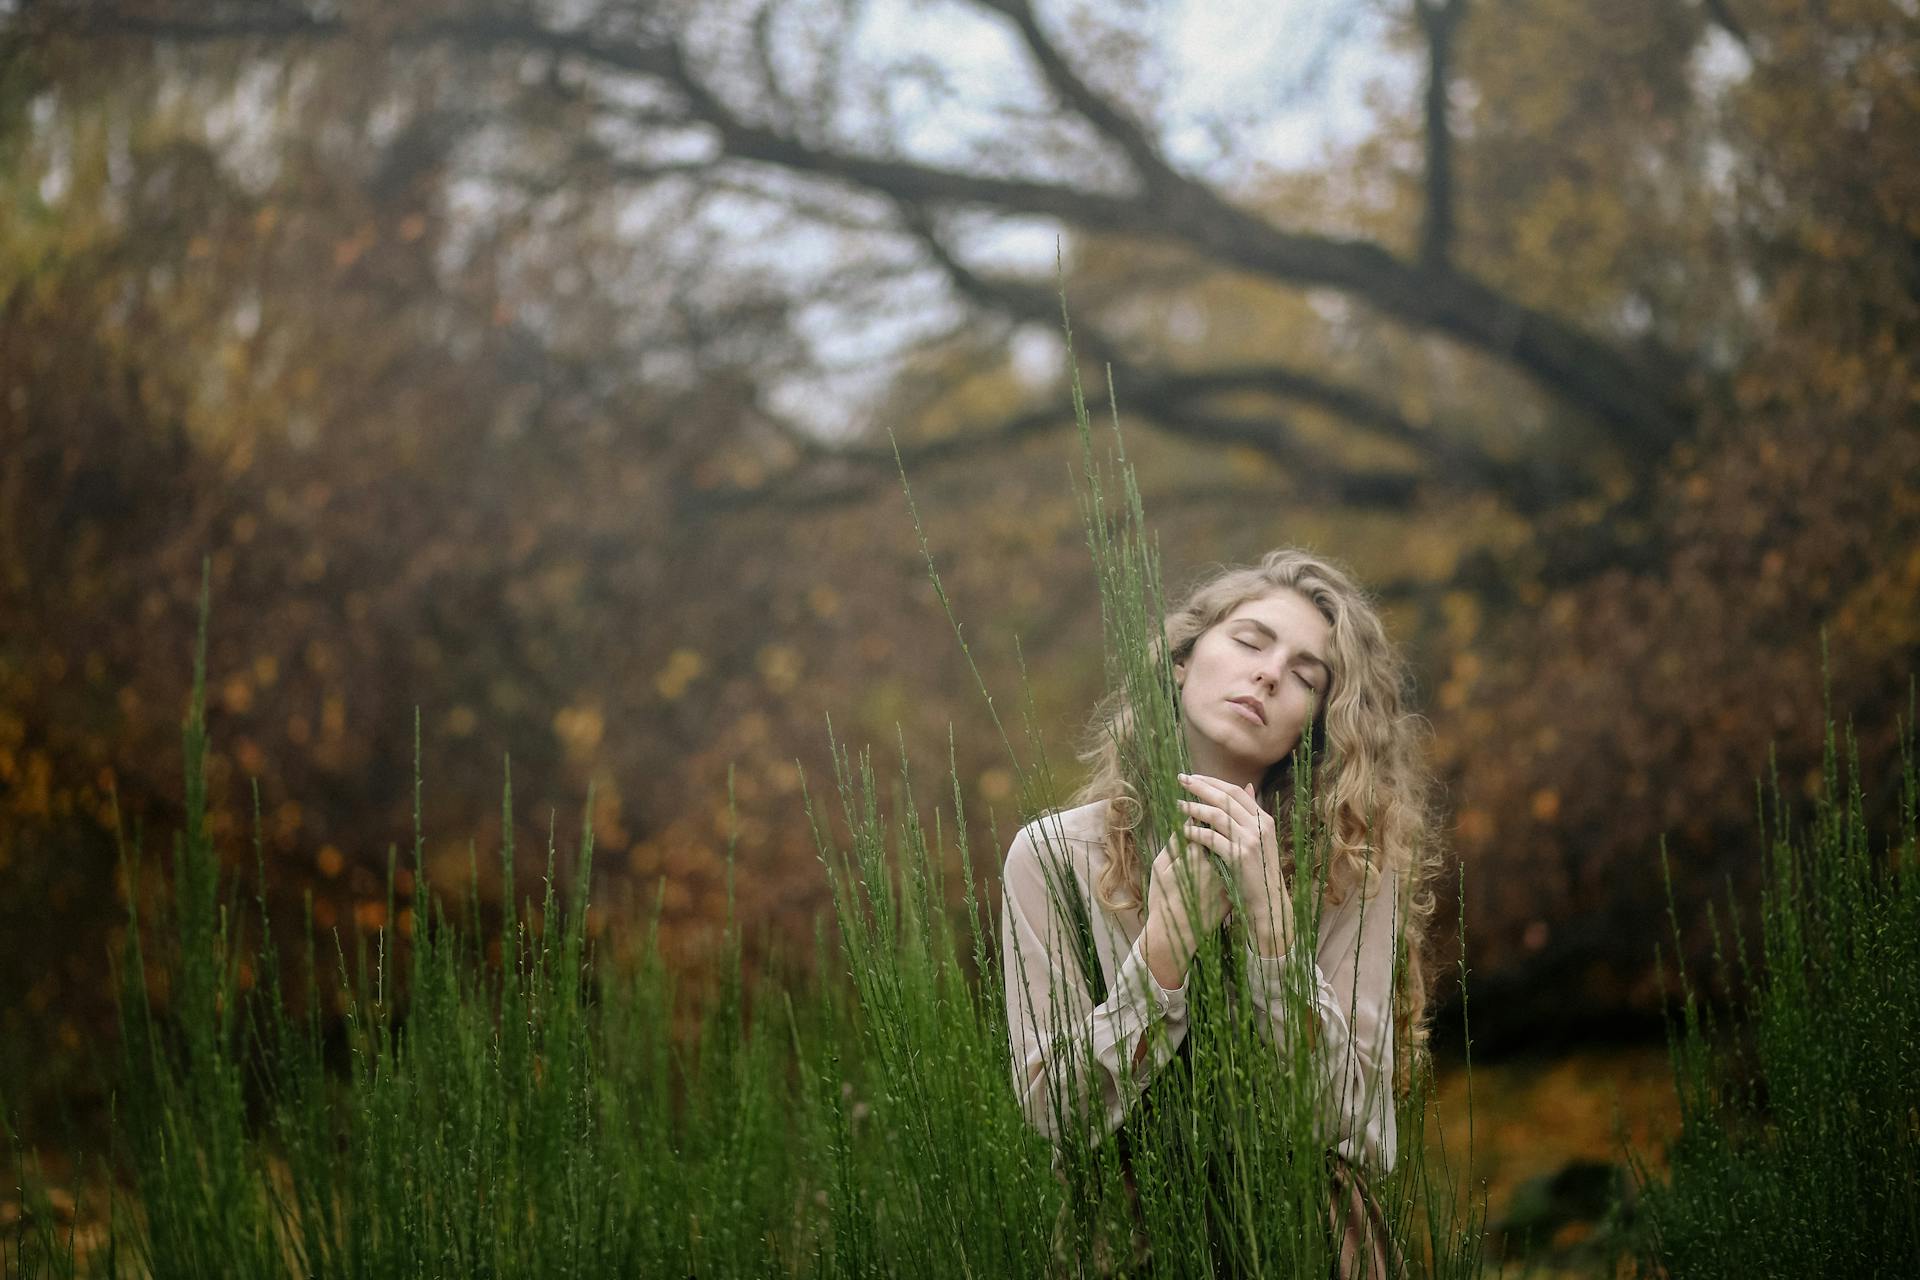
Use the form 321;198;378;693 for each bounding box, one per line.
11;299;1497;1278
67;561;823;1278
1628;657;1919;1277
854;289;1486;1277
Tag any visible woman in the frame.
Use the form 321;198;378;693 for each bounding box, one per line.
999;548;1443;1278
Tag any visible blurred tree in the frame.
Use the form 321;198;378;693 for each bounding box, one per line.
0;0;1915;1113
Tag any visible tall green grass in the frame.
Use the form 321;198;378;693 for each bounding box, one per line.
3;307;1491;1277
1629;662;1920;1275
883;314;1487;1278
56;579;827;1277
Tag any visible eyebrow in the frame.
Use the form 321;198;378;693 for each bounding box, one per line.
1230;619;1332;676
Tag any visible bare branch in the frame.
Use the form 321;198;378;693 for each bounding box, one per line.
677;388;1425;521
891;205;1544;503
974;0;1183;194
1700;0;1752;52
1416;0;1468;269
65;8;678;76
659;67;1688;447
68;2;1696;458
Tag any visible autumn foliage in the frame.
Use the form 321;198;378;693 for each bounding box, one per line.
2;0;1917;1138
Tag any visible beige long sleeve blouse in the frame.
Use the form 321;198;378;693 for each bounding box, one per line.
999;798;1399;1173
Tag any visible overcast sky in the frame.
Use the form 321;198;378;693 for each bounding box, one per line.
1162;0;1401;174
848;0;1403;197
759;0;1410;435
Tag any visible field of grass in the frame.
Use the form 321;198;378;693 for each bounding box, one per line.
4;346;1913;1276
6;645;1909;1278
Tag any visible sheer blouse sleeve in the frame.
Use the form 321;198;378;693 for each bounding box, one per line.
1000;819;1190;1146
1239;869;1401;1173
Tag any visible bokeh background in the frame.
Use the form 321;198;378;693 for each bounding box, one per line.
3;0;1917;1259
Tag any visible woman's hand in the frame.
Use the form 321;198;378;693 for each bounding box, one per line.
1146;833;1231;956
1176;773;1296;956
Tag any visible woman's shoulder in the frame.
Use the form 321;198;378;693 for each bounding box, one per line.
1005;798;1112;871
1001;801;1113;910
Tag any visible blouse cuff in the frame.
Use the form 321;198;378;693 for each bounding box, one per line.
1242;939;1305;1008
1115;928;1189;1019
1081;929;1191;1121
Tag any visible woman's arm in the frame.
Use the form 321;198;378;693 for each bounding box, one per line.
1240;867;1401;1173
1000;818;1192;1146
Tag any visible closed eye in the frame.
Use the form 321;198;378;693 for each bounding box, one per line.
1297;673;1317;691
1235;639;1259;651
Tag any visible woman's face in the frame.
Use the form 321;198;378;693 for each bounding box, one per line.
1172;587;1333;786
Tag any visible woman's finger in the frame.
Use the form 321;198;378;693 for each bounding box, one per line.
1178;792;1259;858
1181;772;1261;828
1227;780;1279;847
1176;798;1237;837
1175;775;1251;836
1180;820;1229;858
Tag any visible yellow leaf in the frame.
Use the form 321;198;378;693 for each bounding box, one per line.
552;703;605;763
655;649;706;701
756;644;802;694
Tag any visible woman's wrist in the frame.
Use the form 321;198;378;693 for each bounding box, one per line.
1244;900;1296;957
1141;910;1193;991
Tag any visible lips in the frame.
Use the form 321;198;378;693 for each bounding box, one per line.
1228;696;1267;726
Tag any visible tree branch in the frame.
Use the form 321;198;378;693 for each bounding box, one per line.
681;354;1450;524
61;7;677;77
1416;0;1468;269
647;43;1690;450
974;0;1184;195
1700;0;1752;53
67;3;1697;464
891;204;1556;507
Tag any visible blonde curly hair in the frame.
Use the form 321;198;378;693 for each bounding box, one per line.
1067;547;1446;1095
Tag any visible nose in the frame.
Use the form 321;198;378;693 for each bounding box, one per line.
1253;650;1292;693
